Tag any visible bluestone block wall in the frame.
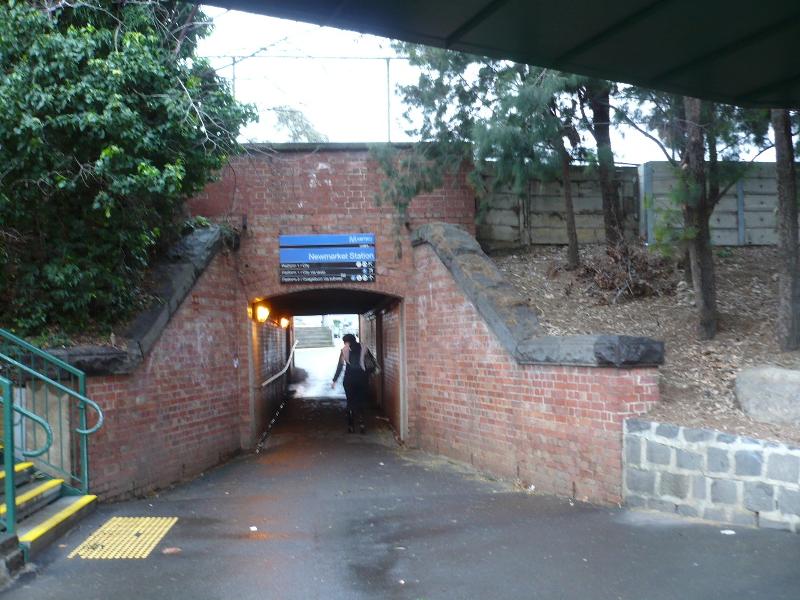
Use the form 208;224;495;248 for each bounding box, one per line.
625;419;800;532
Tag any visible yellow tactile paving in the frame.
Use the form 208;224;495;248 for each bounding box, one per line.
68;516;178;559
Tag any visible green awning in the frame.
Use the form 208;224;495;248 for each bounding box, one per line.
207;0;800;108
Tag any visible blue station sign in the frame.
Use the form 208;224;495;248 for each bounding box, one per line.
279;233;376;284
279;233;375;247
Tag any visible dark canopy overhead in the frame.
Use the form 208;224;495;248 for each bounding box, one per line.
207;0;800;108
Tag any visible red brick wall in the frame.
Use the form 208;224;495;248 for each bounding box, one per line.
380;303;403;435
83;146;659;504
407;244;659;504
359;304;404;436
86;253;247;499
246;321;289;448
188;148;475;307
84;147;474;499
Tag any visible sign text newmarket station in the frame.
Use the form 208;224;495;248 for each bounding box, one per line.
279;233;376;284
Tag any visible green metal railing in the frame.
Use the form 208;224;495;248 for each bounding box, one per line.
0;329;104;498
1;375;54;535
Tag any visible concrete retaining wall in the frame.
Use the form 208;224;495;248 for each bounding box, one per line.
639;161;787;246
477;166;639;249
479;161;789;249
624;419;800;532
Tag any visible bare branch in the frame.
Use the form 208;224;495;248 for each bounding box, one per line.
173;4;200;57
714;142;775;203
609;103;679;167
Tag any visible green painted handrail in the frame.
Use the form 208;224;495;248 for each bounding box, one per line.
0;329;84;380
1;376;16;534
6;403;54;458
0;377;51;538
0;331;103;495
0;352;104;434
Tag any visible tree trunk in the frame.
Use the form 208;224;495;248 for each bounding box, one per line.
772;108;800;350
588;83;625;250
561;152;580;270
683;96;718;340
682;248;693;285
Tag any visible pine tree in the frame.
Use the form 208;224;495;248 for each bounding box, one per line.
618;89;770;339
378;45;625;267
771;109;800;350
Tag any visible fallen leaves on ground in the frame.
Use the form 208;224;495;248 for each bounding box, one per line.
493;244;800;445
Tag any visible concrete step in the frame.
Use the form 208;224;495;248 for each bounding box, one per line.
0;533;23;587
0;478;63;522
18;494;97;559
294;327;334;348
295;341;334;349
0;463;35;491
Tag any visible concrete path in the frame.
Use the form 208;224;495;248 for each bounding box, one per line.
8;394;800;600
290;346;346;399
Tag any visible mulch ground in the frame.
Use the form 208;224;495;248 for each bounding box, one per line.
492;244;800;445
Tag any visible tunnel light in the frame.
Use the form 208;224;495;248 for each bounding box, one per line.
279;317;290;329
246;305;253;319
255;303;270;323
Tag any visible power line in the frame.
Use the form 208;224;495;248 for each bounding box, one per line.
202;53;409;65
203;53;411;142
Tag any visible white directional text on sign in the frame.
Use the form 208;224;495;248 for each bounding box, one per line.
279;234;376;284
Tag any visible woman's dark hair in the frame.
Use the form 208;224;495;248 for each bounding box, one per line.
342;333;357;345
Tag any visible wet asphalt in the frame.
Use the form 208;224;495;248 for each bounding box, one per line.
6;349;800;599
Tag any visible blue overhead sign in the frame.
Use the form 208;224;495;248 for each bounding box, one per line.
279;233;375;247
280;247;375;264
279;233;376;284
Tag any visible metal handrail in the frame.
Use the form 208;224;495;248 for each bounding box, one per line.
4;402;54;458
0;352;104;434
0;329;84;380
261;340;299;388
0;377;51;538
1;376;15;534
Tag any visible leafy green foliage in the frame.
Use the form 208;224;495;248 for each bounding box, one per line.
619;89;771;254
0;1;255;335
379;45;595;210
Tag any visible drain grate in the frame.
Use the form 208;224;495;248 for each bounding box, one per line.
69;516;178;559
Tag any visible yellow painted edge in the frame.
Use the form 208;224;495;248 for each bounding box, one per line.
0;478;63;516
19;495;97;544
0;463;35;481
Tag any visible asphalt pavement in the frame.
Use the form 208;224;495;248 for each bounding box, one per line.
6;348;800;599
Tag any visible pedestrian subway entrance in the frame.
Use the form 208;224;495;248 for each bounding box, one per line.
252;288;405;442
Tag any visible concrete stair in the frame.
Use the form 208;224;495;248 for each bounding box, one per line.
18;495;96;558
0;533;24;588
0;461;96;563
295;326;334;348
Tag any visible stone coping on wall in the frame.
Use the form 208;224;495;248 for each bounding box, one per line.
412;222;664;368
624;419;800;533
50;226;225;376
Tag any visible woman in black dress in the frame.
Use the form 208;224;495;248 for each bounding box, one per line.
331;333;368;433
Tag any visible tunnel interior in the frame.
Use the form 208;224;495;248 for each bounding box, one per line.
256;288;404;440
265;288;397;317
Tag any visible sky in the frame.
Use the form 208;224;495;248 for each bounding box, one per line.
196;7;774;165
